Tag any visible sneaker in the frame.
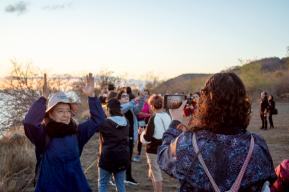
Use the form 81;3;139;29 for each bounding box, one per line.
109;180;116;186
125;178;139;185
132;155;141;162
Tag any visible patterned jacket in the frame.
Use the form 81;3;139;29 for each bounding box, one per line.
158;120;276;192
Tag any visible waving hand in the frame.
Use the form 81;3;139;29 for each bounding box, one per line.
82;73;95;97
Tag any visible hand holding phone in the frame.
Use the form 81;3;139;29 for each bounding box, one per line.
164;94;186;109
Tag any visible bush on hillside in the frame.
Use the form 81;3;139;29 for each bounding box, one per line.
274;75;289;98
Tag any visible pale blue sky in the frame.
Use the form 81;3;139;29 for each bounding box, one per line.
0;0;289;79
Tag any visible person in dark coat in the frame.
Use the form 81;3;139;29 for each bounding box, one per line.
267;95;276;128
260;91;269;130
23;73;105;192
98;98;130;192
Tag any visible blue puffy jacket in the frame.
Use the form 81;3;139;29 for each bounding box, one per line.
23;96;105;192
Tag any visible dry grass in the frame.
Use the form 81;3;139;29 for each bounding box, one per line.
1;102;288;191
0;128;35;192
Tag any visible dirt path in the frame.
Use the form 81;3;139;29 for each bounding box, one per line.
80;102;289;191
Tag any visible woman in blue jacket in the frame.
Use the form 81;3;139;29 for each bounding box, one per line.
23;73;105;192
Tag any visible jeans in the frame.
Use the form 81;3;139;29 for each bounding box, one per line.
98;168;126;192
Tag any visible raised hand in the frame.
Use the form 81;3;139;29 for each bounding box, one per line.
82;73;95;97
42;73;49;99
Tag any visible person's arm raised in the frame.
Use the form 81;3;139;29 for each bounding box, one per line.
82;73;95;98
23;73;48;147
77;73;105;153
157;101;188;178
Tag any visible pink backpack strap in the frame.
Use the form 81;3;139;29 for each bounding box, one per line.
192;133;255;192
230;135;254;191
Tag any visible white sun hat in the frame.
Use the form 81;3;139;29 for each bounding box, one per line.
46;91;72;113
66;91;81;104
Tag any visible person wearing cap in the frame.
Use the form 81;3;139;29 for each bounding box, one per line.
23;73;105;192
97;98;130;192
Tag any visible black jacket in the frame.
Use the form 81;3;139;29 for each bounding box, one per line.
268;100;275;114
98;116;130;173
260;97;269;113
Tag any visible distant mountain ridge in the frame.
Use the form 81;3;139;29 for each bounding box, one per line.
153;73;210;94
154;57;289;98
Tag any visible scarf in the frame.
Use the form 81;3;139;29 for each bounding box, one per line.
44;119;78;138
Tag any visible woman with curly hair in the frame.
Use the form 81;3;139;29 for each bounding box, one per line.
158;72;276;192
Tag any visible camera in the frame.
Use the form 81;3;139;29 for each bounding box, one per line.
164;94;186;109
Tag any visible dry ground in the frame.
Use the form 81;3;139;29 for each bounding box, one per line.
1;102;288;192
81;102;289;192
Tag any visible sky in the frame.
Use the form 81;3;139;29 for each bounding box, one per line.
0;0;289;80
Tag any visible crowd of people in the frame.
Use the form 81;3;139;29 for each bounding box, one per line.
23;72;288;192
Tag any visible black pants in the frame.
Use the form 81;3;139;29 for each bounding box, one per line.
268;113;274;128
136;133;142;155
126;137;134;180
260;113;267;129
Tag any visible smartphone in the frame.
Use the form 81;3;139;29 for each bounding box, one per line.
164;94;186;109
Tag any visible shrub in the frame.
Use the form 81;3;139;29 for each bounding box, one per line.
0;128;35;192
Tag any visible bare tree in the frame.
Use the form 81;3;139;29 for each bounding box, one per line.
0;60;42;133
49;73;75;91
96;69;121;90
143;72;163;91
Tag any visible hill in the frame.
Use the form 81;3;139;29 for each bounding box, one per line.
153;73;211;94
154;57;289;98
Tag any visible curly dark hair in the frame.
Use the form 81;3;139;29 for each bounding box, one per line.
190;72;251;134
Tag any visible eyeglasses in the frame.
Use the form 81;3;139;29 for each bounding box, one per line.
121;94;129;98
54;109;72;115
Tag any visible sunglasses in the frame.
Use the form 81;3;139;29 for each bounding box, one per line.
121;94;129;98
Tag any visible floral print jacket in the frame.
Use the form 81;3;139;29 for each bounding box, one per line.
158;121;276;192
